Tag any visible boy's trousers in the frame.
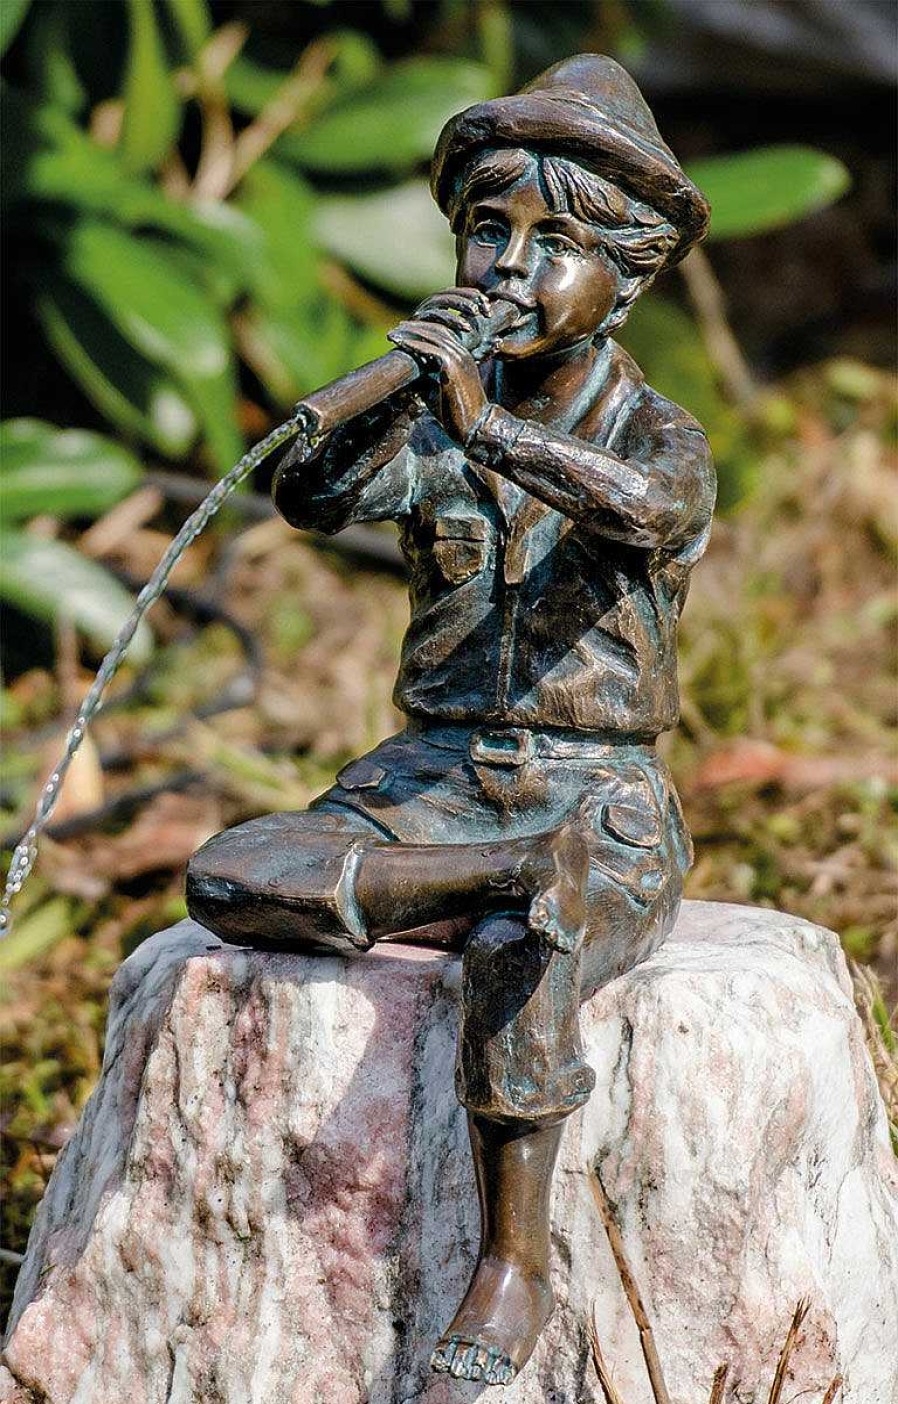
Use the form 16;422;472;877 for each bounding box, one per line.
187;722;690;1126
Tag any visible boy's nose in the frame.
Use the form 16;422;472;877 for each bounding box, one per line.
495;230;533;278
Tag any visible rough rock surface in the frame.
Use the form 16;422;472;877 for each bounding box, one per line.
3;901;897;1404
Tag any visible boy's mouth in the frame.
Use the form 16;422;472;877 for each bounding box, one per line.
493;290;536;311
487;292;539;340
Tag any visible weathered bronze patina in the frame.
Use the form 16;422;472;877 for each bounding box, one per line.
187;54;713;1387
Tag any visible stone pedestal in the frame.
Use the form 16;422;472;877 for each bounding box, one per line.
3;902;897;1403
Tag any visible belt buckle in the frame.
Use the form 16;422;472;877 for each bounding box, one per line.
469;727;535;767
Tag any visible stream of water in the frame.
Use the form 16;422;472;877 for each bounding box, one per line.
0;414;308;936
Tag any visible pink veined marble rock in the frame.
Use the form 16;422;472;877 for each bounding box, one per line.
3;900;897;1404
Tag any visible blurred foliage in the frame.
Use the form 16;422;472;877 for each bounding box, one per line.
0;419;155;659
2;0;850;474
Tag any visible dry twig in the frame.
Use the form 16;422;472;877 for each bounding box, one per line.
589;1308;627;1404
680;247;757;407
767;1298;811;1404
821;1376;843;1404
708;1363;729;1403
228;38;336;194
187;23;248;200
589;1163;672;1404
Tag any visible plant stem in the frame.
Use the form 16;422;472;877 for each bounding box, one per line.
680;247;757;408
227;38;336;195
589;1162;672;1404
188;23;248;200
589;1309;627;1404
709;1363;729;1403
767;1298;811;1404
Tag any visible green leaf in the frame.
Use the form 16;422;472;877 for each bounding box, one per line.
315;181;454;301
686;146;851;241
1;420;143;522
120;0;181;174
284;57;494;173
2;86;265;294
225;55;286;117
239;300;355;406
21;2;85;113
234;160;318;309
2;84;133;209
350;322;393;368
61;221;241;470
0;530;153;663
135;202;269;301
226;32;380;118
165;0;211;62
37;279;197;459
0;0;30;57
0;898;72;974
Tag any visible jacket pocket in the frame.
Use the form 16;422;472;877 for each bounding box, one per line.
590;767;668;903
432;515;489;585
602;799;662;848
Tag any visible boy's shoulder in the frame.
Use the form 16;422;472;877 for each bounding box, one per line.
604;340;709;449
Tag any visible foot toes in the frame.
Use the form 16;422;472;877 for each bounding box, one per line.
450;1344;477;1378
483;1347;504;1385
483;1350;516;1386
472;1343;492;1379
430;1342;452;1373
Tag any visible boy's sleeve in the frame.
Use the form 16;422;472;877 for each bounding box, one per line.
273;391;422;534
608;396;717;551
468;390;716;551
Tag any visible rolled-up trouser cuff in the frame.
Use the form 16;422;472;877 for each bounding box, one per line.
455;913;595;1124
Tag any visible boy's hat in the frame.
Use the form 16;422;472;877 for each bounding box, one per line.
431;54;710;265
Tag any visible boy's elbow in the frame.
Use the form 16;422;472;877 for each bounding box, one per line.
272;459;352;534
646;436;716;549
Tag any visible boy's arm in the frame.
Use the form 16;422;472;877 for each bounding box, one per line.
386;307;714;552
467;400;715;551
273;391;421;534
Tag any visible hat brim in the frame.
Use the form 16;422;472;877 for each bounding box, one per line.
431;93;710;266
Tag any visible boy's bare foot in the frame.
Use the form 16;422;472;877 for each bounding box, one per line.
430;1255;555;1384
524;821;589;955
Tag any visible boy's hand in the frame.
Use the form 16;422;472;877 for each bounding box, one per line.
388;289;491;446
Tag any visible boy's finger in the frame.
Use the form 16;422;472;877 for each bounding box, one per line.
415;288;490;318
391;323;470;359
412;309;477;336
387;328;449;368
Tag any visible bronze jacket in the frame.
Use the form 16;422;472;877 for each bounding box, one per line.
274;340;715;738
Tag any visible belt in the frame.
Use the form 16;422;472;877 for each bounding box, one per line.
406;719;657;767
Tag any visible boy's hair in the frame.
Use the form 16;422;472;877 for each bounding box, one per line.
447;147;678;332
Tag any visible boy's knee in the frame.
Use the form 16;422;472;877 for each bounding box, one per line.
186;813;372;951
465;913;529;961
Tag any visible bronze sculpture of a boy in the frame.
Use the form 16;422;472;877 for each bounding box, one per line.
186;54;713;1388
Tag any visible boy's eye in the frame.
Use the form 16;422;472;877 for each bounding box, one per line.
541;232;578;255
472;219;505;245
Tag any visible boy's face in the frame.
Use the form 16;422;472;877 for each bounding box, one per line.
455;169;621;360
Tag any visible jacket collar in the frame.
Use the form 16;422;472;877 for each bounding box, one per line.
469;338;643;531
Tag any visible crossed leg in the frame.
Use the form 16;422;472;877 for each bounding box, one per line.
187;808;589;956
